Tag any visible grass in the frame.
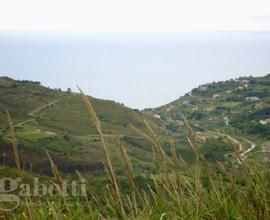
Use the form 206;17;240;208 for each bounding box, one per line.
152;74;270;147
0;77;180;177
6;110;22;178
222;101;241;108
2;90;270;220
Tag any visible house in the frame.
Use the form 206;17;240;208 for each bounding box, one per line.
176;120;184;126
183;100;192;106
262;142;270;153
196;136;206;142
212;94;220;99
260;120;268;125
192;106;199;111
263;157;270;163
45;131;57;136
199;85;208;91
154;114;161;119
165;105;174;112
246;96;260;101
223;116;230;126
237;86;244;90
205;107;215;112
259;118;270;125
241;79;249;84
255;102;264;109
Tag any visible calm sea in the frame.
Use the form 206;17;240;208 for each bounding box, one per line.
0;31;270;109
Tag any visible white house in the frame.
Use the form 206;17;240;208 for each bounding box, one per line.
246;96;260;101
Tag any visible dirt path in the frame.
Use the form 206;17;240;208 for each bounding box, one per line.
1;119;36;132
29;100;60;116
224;134;243;152
240;139;256;158
14;119;36;127
223;116;230;126
209;131;243;152
209;131;256;159
87;134;146;140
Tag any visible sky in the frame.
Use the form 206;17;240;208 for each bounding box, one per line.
0;0;270;32
0;1;270;109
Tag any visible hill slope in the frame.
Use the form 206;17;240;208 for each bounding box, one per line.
0;76;174;176
146;74;270;165
3;74;270;177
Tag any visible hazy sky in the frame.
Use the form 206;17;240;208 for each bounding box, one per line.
0;0;270;32
1;1;270;109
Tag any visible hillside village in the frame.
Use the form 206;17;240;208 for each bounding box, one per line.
145;74;270;165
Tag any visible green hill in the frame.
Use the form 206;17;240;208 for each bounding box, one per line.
0;76;181;177
2;74;270;178
145;74;270;165
2;75;270;219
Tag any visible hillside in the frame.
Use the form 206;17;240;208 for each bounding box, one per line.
0;76;181;177
2;74;270;178
145;74;270;165
2;75;270;219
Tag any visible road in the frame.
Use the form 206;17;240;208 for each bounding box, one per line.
210;131;243;152
240;139;256;158
207;131;256;159
29;100;60;116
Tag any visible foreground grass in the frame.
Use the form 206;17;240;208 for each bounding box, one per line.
2;91;270;220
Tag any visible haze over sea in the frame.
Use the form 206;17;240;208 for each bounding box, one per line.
0;31;270;109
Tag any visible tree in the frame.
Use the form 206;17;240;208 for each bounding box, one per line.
66;88;72;94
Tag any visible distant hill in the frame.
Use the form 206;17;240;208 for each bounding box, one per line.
145;74;270;165
0;76;178;177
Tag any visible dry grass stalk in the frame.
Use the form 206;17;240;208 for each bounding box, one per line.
184;119;213;173
46;151;70;213
130;122;171;179
183;116;214;174
25;195;34;220
129;123;170;167
183;117;224;205
46;151;62;189
144;120;168;163
53;183;70;214
169;141;182;196
48;202;60;220
76;170;102;209
3;211;8;220
182;117;200;154
120;145;138;194
6;111;35;218
224;135;248;170
216;160;235;186
120;145;140;213
194;156;202;220
6;110;22;178
77;87;123;211
129;124;157;163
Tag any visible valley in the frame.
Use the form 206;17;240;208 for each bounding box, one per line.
1;74;270;219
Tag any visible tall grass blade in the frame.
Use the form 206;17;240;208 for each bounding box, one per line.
77;86;123;213
6;110;22;178
120;145;140;214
